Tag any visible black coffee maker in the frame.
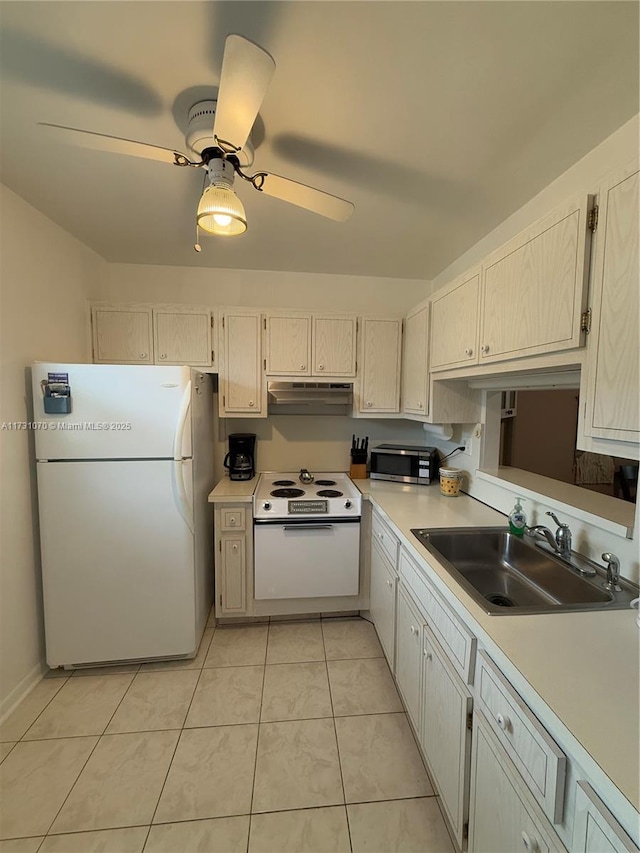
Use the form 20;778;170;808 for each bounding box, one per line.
224;433;257;481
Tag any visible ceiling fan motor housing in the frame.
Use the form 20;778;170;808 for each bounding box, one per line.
186;99;254;166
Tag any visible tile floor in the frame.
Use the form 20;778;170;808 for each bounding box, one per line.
0;618;455;853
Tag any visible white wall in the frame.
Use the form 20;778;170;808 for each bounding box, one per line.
0;184;107;716
96;264;430;315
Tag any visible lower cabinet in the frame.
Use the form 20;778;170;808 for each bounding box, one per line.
395;582;424;733
369;537;397;670
214;504;253;616
469;713;565;853
573;781;639;853
421;627;473;848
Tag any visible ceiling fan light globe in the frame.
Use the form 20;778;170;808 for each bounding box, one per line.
197;185;247;236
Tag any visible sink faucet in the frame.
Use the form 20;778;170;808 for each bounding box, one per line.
526;512;572;559
602;553;622;592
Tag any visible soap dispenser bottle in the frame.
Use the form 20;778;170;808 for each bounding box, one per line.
509;497;527;536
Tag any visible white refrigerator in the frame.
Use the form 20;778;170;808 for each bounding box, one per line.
32;363;214;668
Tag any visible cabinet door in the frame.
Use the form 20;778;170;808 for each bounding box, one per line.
92;307;153;364
312;315;356;376
421;628;472;848
221;311;263;414
469;715;564;853
431;271;480;370
573;781;638;853
480;195;591;363
402;306;429;416
220;536;246;614
154;308;212;366
359;318;402;413
582;166;639;445
369;538;397;671
266;314;311;375
395;583;424;732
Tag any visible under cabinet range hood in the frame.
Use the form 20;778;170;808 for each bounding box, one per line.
267;381;353;414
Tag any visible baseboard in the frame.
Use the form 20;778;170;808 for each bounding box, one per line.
0;659;47;724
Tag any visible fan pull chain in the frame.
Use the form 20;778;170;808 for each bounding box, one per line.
194;221;202;253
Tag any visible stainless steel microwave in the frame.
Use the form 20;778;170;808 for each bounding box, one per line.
370;444;439;485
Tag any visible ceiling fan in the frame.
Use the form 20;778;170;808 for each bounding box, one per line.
40;34;354;248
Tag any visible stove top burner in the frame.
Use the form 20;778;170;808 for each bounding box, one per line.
315;479;337;486
272;479;295;486
271;487;305;498
316;489;343;498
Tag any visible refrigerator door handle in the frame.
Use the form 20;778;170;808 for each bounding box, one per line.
173;459;194;534
173;380;192;461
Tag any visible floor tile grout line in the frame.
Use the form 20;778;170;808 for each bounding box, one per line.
246;630;269;849
9;673;70;743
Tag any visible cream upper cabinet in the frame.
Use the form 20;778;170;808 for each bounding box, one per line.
479;195;591;363
357;317;402;413
154;308;212;367
265;313;311;375
431;269;481;371
402;305;430;416
580;165;639;449
312;315;356;376
92;306;153;364
220;310;264;416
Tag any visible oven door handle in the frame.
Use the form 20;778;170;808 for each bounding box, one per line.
282;524;334;531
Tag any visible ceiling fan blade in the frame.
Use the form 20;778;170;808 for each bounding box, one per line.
213;35;275;151
39;123;190;165
259;173;354;222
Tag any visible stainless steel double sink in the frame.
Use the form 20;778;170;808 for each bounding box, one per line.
411;527;639;615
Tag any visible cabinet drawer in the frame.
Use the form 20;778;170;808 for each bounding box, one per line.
371;512;399;568
221;508;246;532
477;651;566;824
399;547;476;685
573;781;638;853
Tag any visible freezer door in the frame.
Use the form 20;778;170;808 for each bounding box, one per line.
37;459;197;666
31;363;192;460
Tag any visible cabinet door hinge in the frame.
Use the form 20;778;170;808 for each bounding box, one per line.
588;204;599;233
581;308;592;334
223;394;226;406
263;317;267;329
466;711;473;730
211;349;215;362
219;593;222;606
210;316;214;328
463;822;469;841
263;358;266;370
219;540;222;552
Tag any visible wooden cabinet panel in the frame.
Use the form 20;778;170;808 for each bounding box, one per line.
583;166;639;444
221;311;263;414
469;715;564;853
421;628;472;848
266;314;311;375
221;537;246;612
402;305;429;416
573;781;638;853
480;195;591;362
395;582;424;732
154;309;211;366
92;307;153;364
431;270;480;371
369;537;397;671
312;315;356;376
358;318;402;413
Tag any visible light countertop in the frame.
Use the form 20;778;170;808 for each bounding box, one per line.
208;477;257;503
357;480;640;814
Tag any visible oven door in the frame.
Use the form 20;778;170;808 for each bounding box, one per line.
254;518;360;600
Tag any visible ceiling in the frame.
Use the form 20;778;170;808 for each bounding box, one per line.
0;2;637;280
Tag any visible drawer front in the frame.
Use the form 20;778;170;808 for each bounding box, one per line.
221;508;246;532
477;651;566;824
399;547;475;684
371;511;399;568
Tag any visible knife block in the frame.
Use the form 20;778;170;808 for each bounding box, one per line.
349;462;368;479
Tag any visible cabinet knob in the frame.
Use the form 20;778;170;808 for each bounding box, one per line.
159;353;166;360
386;579;393;588
230;519;236;526
423;649;432;660
521;831;538;852
248;401;255;407
140;353;147;359
318;364;324;371
232;544;238;553
465;347;473;357
410;625;418;636
418;402;423;409
496;712;511;731
300;364;306;370
481;344;490;354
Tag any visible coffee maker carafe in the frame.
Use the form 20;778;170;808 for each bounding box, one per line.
224;433;256;481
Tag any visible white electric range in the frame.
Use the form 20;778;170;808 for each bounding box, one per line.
253;471;362;600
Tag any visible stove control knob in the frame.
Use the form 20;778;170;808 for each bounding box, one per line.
344;500;352;509
263;501;272;511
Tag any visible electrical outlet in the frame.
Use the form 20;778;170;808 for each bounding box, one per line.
461;438;472;454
